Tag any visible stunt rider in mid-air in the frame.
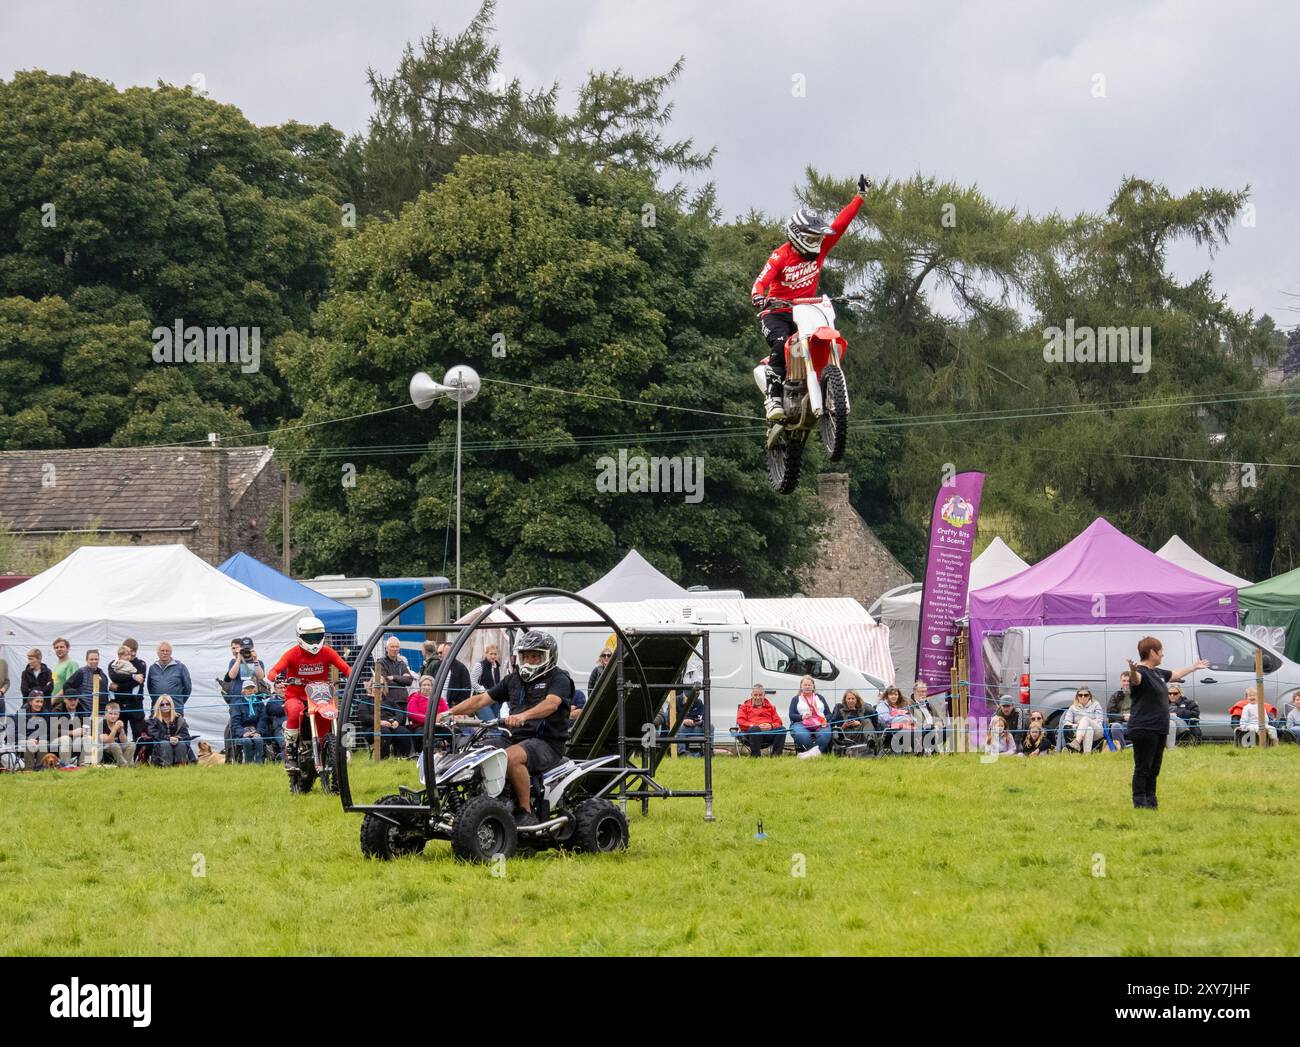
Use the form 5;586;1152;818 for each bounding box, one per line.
266;616;351;783
751;174;870;421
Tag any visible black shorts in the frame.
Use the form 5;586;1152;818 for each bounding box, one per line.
515;737;566;774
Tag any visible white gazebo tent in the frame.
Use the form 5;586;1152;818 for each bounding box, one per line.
877;537;1031;687
576;549;688;603
0;545;311;750
1155;535;1252;588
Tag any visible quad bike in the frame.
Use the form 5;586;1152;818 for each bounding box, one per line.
360;718;630;863
753;294;862;494
288;680;341;795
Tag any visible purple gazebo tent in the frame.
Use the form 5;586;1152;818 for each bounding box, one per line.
967;518;1238;729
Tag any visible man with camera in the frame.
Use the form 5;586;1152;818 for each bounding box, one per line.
225;637;267;703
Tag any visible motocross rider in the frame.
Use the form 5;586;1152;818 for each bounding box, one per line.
441;630;573;829
266;616;351;778
752;174;870;421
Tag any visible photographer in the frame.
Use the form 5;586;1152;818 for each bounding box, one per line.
225;637;267;702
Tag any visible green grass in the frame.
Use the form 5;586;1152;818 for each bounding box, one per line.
4;746;1298;956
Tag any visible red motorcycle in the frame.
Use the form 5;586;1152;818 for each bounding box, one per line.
752;294;860;494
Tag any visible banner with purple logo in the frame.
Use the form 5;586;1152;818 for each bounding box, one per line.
915;472;985;698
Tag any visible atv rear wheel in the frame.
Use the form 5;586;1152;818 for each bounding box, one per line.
819;365;848;461
450;795;518;863
766;429;804;494
571;799;629;854
360;795;428;860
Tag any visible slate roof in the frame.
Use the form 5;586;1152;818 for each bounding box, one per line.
0;447;275;534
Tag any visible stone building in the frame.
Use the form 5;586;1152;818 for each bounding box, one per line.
0;446;284;566
804;473;912;607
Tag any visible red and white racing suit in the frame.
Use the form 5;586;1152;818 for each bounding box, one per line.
267;645;351;738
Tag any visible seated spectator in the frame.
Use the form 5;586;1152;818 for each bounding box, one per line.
788;675;833;755
1019;712;1054;756
994;697;1021;744
588;649;612;694
98;701;135;767
569;688;586;721
20;692;52;771
830;689;873;752
146;695;194;766
876;685;917;753
1106;670;1131;749
259;683;288;763
407;675;449;735
146;643;192;714
229;678;266;765
1237;688;1279;745
736;684;786;756
1287;693;1300;745
196;741;225;766
52;691;92;768
21;649;53;701
985;715;1017;757
1168;683;1201;744
666;685;709;757
1060;687;1105;752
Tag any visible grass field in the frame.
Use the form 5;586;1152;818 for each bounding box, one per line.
4;745;1298;956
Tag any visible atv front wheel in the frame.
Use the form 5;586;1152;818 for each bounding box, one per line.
360;795;428;860
766;429;804;495
450;795;518;863
319;733;341;795
571;799;629;854
294;742;317;794
819;365;848;461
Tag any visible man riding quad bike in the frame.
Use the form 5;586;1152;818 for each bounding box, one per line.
266;616;351;792
752;174;870;422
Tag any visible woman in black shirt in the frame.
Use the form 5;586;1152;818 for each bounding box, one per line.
1125;637;1208;810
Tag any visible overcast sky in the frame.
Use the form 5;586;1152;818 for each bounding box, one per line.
3;0;1296;322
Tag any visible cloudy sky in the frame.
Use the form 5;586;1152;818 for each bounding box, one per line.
3;0;1296;321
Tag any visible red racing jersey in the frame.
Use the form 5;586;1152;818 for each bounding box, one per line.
751;194;863;313
267;644;351;703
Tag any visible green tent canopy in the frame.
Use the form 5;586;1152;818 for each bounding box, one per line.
1239;565;1300;662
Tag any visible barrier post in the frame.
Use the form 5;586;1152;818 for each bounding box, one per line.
86;673;101;766
1255;648;1271;748
371;675;383;761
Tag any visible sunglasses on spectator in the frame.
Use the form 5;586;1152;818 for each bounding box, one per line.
1076;691;1091;697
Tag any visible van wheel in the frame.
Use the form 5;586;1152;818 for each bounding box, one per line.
572;799;629;854
451;795;517;863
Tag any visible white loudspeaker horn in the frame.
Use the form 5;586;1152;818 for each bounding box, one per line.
410;365;481;409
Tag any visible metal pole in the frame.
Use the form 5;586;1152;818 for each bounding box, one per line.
455;394;462;621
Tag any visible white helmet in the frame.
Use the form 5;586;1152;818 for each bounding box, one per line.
297;616;326;655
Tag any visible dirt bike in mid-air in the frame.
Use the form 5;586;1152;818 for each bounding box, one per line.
288;680;341;795
753;294;862;494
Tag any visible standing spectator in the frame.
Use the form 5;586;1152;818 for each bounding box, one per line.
1286;693;1300;745
1106;670;1132;749
146;642;192;714
788;675;833;755
98;702;135;767
1125;638;1208;810
49;637;78;699
1060;687;1105;752
20;691;52;770
736;684;786;755
146;695;194;766
588;649;612;694
472;644;503;695
229;678;267;764
259;680;288;762
830;689;873;752
417;640;441;679
375;635;414;725
0;655;8;717
1237;687;1279;745
64;650;110;706
1168;683;1201;744
436;641;475;719
109;640;148;742
1019;711;1054;756
21;649;53;700
224;637;267;703
52;690;93;767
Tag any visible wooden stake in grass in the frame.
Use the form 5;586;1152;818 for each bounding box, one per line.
371;673;384;761
1254;648;1271;748
87;671;101;766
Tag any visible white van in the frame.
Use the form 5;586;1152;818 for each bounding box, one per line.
994;623;1300;740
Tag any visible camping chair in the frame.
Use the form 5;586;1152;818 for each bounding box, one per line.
1230;699;1278;747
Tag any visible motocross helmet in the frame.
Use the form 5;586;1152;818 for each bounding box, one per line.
514;630;558;683
786;208;835;257
296;615;326;655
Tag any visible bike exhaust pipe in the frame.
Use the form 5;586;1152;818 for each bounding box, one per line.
516;816;570;835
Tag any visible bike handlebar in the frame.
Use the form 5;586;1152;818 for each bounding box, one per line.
764;294;866;309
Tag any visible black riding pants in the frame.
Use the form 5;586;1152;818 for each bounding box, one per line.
760;313;796;381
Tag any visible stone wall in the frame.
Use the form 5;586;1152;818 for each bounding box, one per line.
805;473;912;606
227;459;284;564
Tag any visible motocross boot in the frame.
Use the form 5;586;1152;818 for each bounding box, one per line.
764;366;785;423
282;728;300;774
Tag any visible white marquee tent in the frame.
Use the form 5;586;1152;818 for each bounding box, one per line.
1155;535;1252;589
0;545;311;750
576;549;688;603
877;537;1031;686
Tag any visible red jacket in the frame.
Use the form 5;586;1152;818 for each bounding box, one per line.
267;645;351;704
407;691;449;727
751;195;863;313
737;698;783;730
